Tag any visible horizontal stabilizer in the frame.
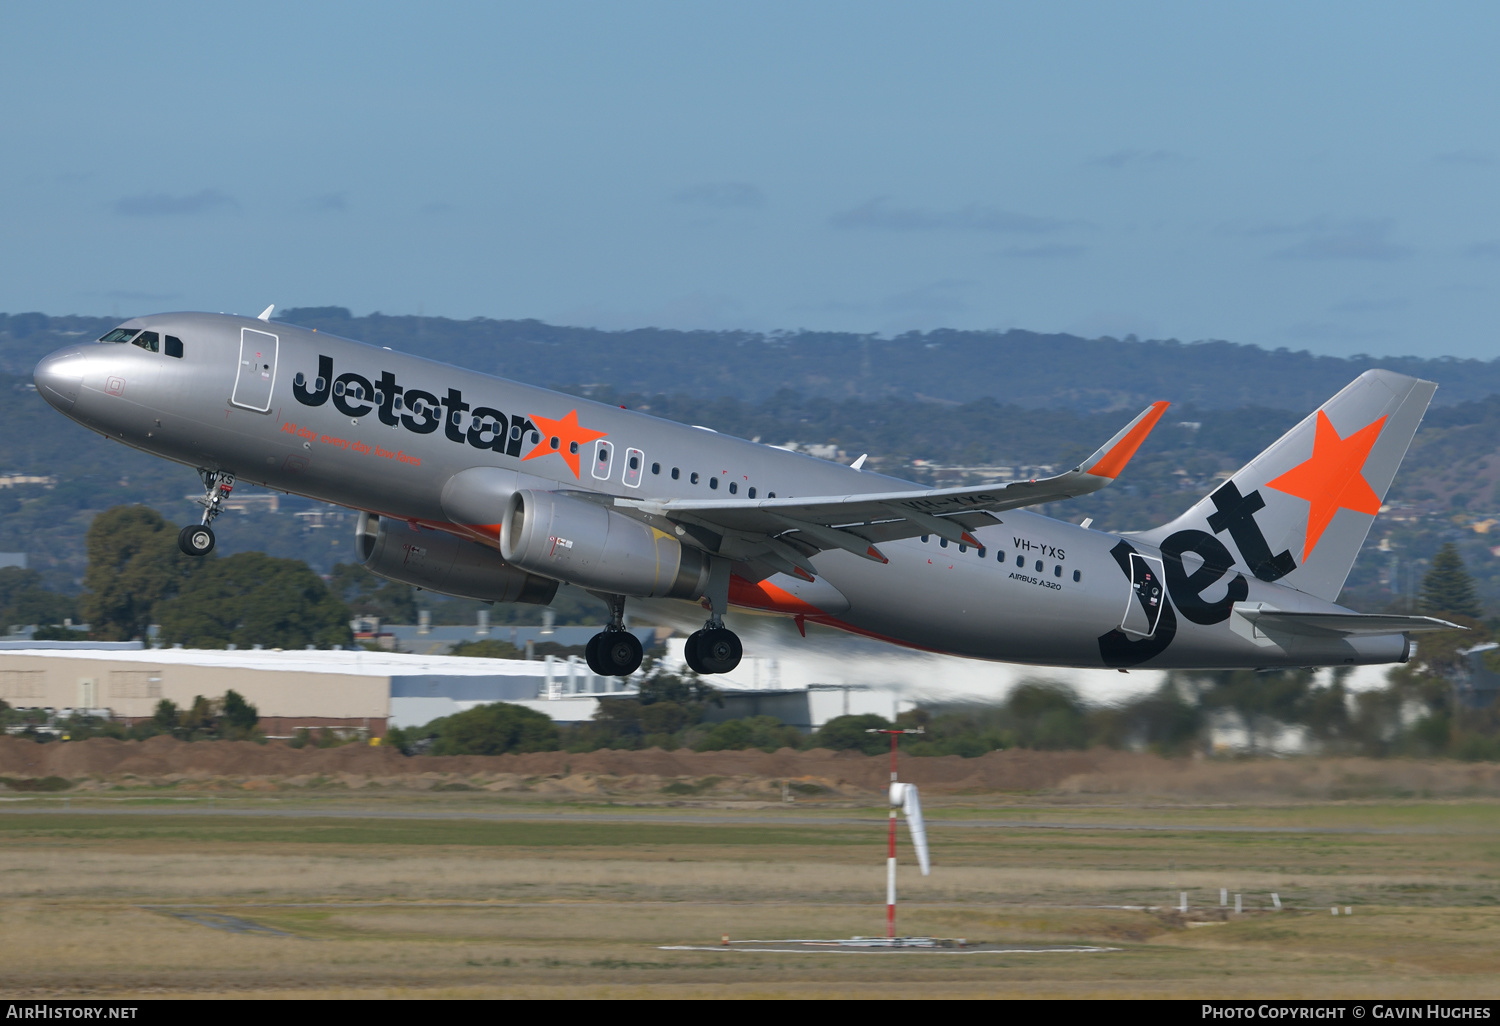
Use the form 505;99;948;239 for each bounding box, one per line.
1234;603;1464;638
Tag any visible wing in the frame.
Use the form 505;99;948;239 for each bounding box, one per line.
612;401;1169;581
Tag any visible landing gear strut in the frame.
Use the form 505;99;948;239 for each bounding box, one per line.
586;594;644;678
178;469;235;556
683;556;742;675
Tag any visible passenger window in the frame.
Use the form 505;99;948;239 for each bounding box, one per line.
690;472;699;484
997;551;1005;563
623;448;644;488
570;440;579;454
591;440;614;481
164;335;184;358
1054;564;1062;577
939;538;948;548
1035;560;1043;572
978;547;985;558
131;331;160;353
671;467;680;480
651;462;660;475
767;492;776;498
748;487;756;498
709;477;718;490
1015;555;1024;567
729;481;737;494
1073;569;1082;582
295;372;306;388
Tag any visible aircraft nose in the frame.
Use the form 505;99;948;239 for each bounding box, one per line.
34;349;84;413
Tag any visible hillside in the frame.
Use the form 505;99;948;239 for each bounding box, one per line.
3;307;1499;412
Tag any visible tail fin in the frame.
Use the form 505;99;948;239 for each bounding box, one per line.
1139;369;1436;603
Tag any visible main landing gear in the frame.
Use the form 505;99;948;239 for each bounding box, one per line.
585;556;745;679
682;556;743;676
586;594;645;678
178;469;235;556
683;624;742;676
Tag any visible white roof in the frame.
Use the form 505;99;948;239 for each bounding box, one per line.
0;647;552;679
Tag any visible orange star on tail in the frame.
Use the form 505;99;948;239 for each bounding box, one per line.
522;409;608;478
1265;410;1386;562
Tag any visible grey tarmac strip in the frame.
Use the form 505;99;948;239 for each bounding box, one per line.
0;802;1478;835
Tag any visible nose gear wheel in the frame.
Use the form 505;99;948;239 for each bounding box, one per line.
177;524;216;556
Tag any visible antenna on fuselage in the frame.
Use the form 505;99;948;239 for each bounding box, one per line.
257;304;275;322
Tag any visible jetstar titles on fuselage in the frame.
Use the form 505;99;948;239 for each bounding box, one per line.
292;354;605;478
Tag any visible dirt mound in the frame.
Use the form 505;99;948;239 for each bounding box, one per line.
4;737;1499;798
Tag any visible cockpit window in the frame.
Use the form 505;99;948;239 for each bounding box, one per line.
164;335;183;358
131;331;160;353
99;329;137;343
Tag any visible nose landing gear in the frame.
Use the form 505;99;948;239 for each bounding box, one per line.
178;469;235;556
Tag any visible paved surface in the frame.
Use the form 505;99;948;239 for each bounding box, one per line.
0;800;1482;834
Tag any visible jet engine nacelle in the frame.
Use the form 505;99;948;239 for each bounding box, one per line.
356;512;559;605
500;489;710;600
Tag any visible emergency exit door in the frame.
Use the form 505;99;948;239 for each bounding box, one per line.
1120;552;1167;637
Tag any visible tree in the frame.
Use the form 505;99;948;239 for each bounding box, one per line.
0;567;75;630
220;690;259;739
1421;543;1482;619
812;713;893;754
423;702;559;755
693;715;805;753
155;551;352;649
328;562;418;624
79;506;193;640
151;698;179;732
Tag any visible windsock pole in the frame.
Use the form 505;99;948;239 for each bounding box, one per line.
869;725;924;940
887;730;899;938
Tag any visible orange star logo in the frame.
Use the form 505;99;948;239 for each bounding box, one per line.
1265;410;1386;562
522;409;608;478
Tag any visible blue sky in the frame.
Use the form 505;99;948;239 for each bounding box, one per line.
3;1;1498;357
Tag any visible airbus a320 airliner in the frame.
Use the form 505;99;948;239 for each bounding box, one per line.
33;308;1459;677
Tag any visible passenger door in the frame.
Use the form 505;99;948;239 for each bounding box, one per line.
232;327;278;412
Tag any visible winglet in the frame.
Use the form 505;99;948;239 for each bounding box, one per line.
257;304;275;322
1082;400;1170;479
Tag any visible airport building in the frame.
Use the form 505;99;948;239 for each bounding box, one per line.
0;632;907;737
0;641;650;736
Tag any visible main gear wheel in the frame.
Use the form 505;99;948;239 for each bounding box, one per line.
586;629;643;677
684;626;742;675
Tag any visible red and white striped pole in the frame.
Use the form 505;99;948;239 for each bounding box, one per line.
869;725;923;940
887;729;899;938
